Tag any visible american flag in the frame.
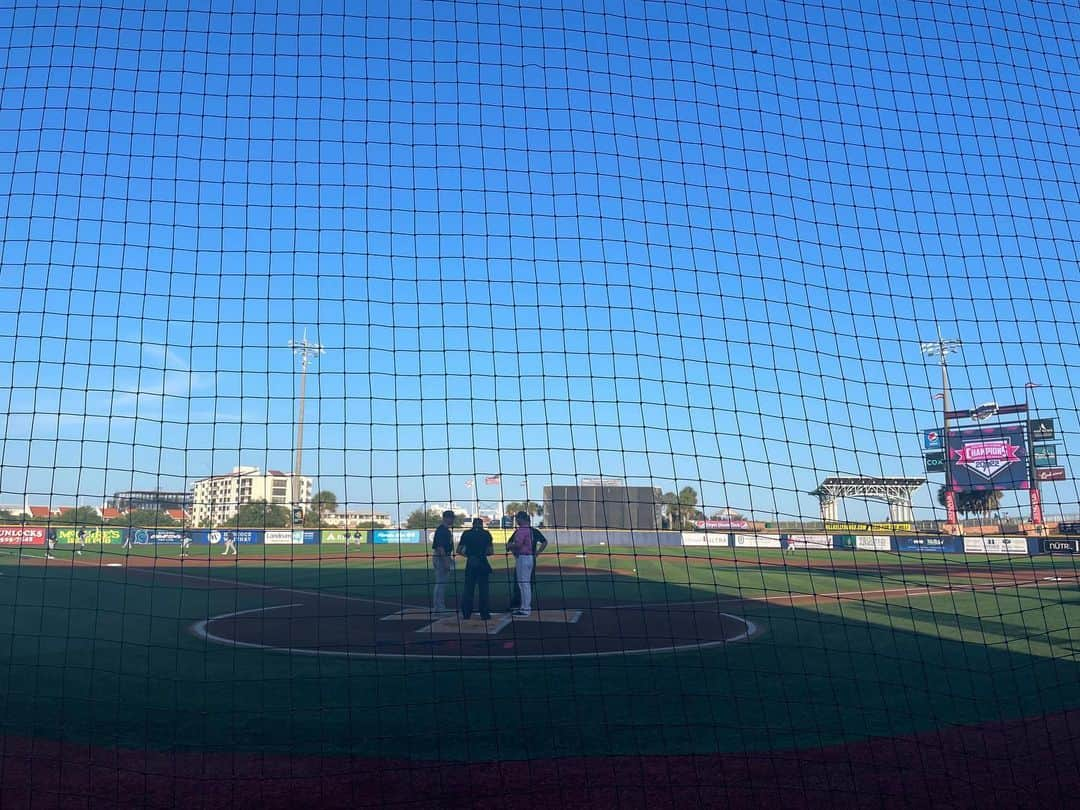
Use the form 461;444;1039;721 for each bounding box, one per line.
484;475;501;485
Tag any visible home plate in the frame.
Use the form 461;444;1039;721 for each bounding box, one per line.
416;615;513;635
510;609;583;624
380;608;458;621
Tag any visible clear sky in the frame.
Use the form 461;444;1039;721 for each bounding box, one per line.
0;0;1078;522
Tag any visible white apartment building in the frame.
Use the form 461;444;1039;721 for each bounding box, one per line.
190;466;312;526
320;510;393;528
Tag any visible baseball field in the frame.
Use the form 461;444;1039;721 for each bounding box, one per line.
1;543;1078;806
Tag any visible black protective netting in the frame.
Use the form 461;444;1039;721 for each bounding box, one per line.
1;0;1078;806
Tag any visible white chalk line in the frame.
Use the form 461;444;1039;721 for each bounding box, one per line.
190;599;760;661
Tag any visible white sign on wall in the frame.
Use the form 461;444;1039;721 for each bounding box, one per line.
855;535;891;551
963;536;1027;555
681;532;729;547
732;534;781;549
785;534;832;549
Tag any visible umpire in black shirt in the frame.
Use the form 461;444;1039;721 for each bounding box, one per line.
457;518;494;620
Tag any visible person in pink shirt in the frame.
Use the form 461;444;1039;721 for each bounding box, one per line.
506;511;547;617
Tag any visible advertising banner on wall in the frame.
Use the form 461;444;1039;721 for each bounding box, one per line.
824;522;913;533
855;535;892;551
694;519;753;531
947;424;1030;492
372;529;423;544
131;528;187;545
263;530;317;545
963;536;1027;555
1041;538;1078;554
681;532;730;547
895;535;963;553
732;534;781;548
784;534;832;549
57;528;123;545
191;530;261;545
321;530;367;543
0;526;47;545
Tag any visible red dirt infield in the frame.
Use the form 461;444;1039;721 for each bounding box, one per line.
196;593;757;658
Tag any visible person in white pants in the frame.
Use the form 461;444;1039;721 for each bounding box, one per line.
507;511;543;618
222;533;238;556
431;510;456;612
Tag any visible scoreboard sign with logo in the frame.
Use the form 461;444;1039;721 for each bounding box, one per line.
1036;468;1066;482
1032;444;1058;467
947;424;1030;492
924;451;945;473
922;428;944;450
1029;418;1055;441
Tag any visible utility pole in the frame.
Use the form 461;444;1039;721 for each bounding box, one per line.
921;335;961;529
289;331;324;522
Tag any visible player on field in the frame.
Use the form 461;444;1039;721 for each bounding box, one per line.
431;510;456;612
506;511;547;618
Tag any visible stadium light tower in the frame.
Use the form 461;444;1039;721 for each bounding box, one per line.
921;335;961;527
289;331;324;519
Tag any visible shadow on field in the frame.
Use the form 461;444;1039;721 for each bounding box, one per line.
0;552;1078;789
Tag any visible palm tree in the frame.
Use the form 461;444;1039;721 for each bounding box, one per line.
661;487;700;529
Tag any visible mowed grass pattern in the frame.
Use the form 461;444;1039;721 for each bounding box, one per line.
0;546;1077;761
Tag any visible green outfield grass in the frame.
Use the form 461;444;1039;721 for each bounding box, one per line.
0;546;1077;761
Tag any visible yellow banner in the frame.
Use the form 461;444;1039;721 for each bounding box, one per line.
824;522;913;533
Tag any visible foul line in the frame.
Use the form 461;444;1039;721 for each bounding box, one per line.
599;575;1079;612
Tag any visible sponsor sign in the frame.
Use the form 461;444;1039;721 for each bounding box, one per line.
264;530;316;545
321;529;367;543
57;528;123;545
695;519;751;530
1041;538;1078;554
947;424;1029;492
732;533;781;549
1036;467;1067;482
372;529;423;544
131;528;186;545
1033;444;1058;468
963;536;1027;555
191;530;261;545
1057;521;1080;535
855;535;892;551
824;522;913;533
1029;418;1055;441
0;526;47;545
924;451;945;473
923;428;944;450
681;532;730;547
895;535;963;553
784;534;833;549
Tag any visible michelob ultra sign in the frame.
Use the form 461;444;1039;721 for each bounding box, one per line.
947;424;1029;492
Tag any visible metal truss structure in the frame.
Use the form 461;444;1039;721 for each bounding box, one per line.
809;477;926;523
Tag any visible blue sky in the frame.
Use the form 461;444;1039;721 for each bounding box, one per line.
0;0;1078;522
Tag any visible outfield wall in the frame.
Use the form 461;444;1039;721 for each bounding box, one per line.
4;526;1077;557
